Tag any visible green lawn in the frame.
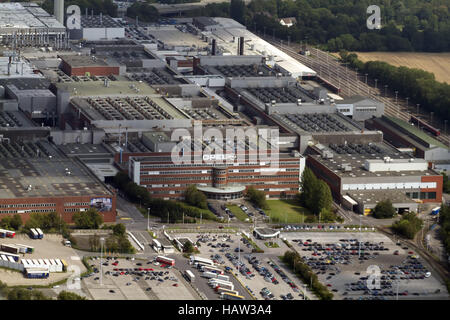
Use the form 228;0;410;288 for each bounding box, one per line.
265;200;312;224
226;204;250;222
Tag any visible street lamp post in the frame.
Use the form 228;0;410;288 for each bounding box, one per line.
365;73;368;84
374;78;378;91
147;208;150;231
384;85;388;97
100;237;105;286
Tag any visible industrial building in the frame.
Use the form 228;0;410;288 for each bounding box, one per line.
0;139;116;222
125;147;305;200
306;143;443;215
59;54;123;77
69;14;125;41
366;115;450;163
0;2;67;49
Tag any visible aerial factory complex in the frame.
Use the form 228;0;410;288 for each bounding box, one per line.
0;0;448;303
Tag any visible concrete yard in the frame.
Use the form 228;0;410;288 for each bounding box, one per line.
82;257;199;300
0;233;86;286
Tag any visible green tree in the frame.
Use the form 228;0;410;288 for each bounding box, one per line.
230;0;245;24
184;185;207;209
57;291;86;300
442;172;450;193
245;186;268;209
373;199;396;219
10;214;22;230
73;208;103;229
392;212;423;239
112;223;126;236
183;241;194;253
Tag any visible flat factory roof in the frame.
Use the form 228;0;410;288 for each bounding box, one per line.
0;142;112;199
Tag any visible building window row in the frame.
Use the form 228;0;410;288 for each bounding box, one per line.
0;209;55;214
0;203;56;208
64;208;89;212
140;161;300;169
64;202;90;207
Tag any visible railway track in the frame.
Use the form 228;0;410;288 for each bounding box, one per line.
263;37;450;147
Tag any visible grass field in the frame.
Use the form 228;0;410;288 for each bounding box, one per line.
265;200;312;224
226;204;250;222
353;52;450;84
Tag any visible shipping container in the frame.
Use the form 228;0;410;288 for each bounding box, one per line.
0;229;15;238
201;265;224;275
25;268;49;279
0;244;19;254
60;259;68;271
15;244;34;253
29;229;39;239
35;228;44;239
0;251;20;262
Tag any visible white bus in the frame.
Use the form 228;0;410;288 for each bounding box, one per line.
190;255;214;266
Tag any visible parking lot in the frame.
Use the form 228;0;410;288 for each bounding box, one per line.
283;232;449;300
0;234;85;286
175;231;310;300
81;257;199;300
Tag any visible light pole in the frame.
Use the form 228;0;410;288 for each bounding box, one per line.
100;237;105;286
430;112;434;124
384;85;388;97
288;35;290;47
147;207;150;231
374;78;378;91
406;97;409;108
365;73;368;84
395;91;398;105
358;213;361;258
416;104;420;116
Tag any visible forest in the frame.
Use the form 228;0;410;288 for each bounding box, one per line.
193;0;450;52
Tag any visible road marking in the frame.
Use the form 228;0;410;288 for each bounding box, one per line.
71;256;81;261
120;217;132;220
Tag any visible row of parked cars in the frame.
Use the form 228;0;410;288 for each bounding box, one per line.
224;252;255;279
281;225;376;231
267;260;299;292
245;255;279;285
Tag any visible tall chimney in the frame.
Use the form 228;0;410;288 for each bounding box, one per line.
54;0;64;24
211;39;216;56
239;36;244;55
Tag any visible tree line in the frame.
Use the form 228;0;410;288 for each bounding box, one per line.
223;0;450;52
340;51;450;126
114;172;216;223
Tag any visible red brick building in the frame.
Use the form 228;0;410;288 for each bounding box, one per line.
59;55;120;76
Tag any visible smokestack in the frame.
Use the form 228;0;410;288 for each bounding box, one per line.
237;37;240;55
239;36;244;55
211;39;216;56
54;0;64;24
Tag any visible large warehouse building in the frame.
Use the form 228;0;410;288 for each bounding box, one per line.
0;139;116;222
306;143;443;215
